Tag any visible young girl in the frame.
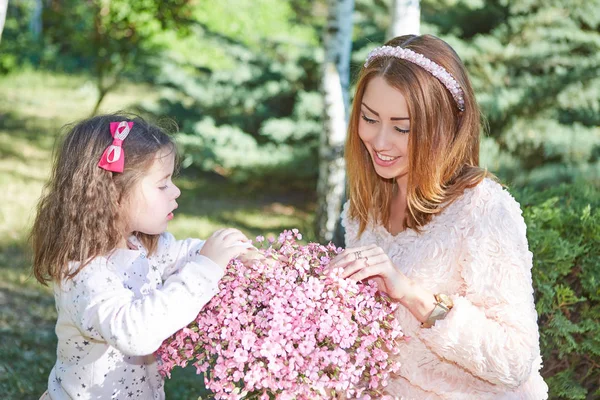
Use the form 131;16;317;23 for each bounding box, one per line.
32;114;251;399
329;35;548;398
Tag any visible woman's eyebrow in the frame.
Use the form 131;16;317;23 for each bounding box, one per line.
361;102;379;116
362;102;409;121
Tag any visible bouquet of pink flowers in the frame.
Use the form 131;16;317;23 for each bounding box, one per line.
156;230;404;399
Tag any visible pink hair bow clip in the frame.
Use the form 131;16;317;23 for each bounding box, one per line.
98;121;133;173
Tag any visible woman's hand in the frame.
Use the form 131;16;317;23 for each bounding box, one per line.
327;244;437;323
327;244;412;302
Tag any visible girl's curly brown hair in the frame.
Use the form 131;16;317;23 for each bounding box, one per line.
31;113;176;285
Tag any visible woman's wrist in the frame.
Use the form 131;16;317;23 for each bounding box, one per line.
399;281;437;323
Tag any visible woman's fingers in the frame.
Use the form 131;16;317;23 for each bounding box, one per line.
337;252;388;278
336;258;368;278
347;262;387;282
329;244;382;269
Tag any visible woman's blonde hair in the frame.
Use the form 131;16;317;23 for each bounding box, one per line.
346;34;493;235
31;113;176;285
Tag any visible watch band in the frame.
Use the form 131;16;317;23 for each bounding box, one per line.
422;293;453;328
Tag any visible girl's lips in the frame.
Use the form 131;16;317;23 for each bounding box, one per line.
167;204;178;221
373;151;400;167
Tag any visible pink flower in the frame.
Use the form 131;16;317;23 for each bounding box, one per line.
297;339;316;356
155;230;403;399
241;330;257;350
233;348;248;364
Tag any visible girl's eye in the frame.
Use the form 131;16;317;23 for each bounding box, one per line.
395;127;410;134
159;185;168;191
361;114;377;124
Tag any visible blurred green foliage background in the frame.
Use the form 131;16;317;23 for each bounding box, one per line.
1;0;599;398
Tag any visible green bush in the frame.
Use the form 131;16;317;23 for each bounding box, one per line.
515;182;600;399
150;47;323;186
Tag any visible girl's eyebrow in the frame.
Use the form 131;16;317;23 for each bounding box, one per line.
362;102;410;121
156;173;171;183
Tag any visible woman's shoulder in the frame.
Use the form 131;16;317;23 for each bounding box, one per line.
452;178;519;209
341;200;381;247
447;177;526;229
341;200;359;233
341;200;351;222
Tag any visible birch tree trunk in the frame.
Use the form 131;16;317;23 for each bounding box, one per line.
29;0;42;40
0;0;8;45
315;0;354;244
388;0;420;39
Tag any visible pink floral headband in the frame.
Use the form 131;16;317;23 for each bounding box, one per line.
364;46;465;111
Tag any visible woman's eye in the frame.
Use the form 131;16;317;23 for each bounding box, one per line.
361;114;377;124
159;185;168;190
395;127;410;134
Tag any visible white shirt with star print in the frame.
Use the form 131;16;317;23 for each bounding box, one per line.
46;232;223;399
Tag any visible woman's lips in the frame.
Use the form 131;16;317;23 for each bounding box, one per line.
373;151;400;167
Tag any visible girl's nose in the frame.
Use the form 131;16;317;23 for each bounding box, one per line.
172;184;181;199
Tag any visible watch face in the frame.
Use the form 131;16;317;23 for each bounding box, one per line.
437;293;454;308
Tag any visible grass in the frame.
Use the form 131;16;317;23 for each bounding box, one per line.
0;70;315;399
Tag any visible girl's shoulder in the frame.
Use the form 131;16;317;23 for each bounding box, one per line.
128;232;176;256
58;256;114;294
65;255;109;275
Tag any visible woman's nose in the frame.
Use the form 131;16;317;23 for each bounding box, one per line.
372;125;392;149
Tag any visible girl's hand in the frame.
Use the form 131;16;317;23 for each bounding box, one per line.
237;249;269;265
327;244;413;302
200;228;253;270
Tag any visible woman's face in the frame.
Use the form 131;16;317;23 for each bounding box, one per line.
358;76;410;182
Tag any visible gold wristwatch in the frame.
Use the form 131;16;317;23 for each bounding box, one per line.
422;293;454;328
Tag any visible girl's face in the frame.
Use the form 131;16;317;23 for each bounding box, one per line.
123;148;180;238
358;76;410;182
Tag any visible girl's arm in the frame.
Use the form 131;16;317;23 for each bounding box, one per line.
417;191;540;389
154;232;206;280
64;252;223;356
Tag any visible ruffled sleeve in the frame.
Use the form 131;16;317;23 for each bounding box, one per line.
417;182;541;389
341;201;360;248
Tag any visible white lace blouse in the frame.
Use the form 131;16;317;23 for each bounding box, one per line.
342;178;549;399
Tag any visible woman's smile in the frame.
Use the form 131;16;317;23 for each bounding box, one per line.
373;151;401;166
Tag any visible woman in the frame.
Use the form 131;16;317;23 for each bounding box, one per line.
329;34;548;399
